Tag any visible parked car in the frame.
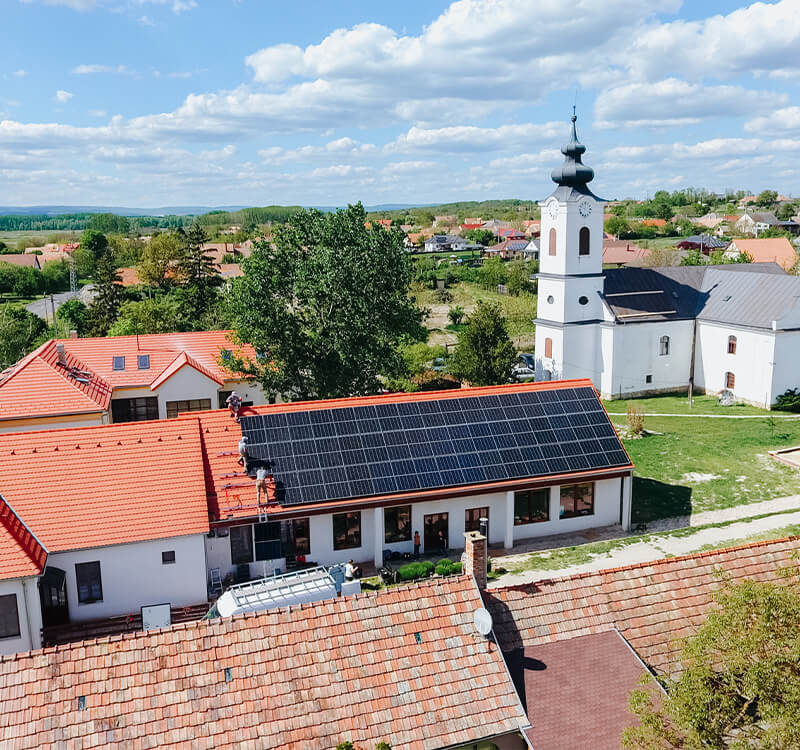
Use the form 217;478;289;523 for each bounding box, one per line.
512;364;535;382
518;353;535;369
432;357;447;372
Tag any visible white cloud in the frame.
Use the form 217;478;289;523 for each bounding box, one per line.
382;161;438;174
21;0;95;9
54;90;73;103
138;14;154;25
13;70;26;78
88;109;107;117
72;64;131;75
745;106;800;135
387;123;565;153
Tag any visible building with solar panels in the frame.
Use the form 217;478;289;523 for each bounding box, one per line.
535;114;800;408
199;379;633;575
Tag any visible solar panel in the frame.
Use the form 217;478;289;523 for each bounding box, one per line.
240;386;629;506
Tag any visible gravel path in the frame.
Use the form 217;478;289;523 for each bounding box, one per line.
488;494;800;589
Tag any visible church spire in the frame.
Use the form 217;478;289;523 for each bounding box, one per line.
551;108;595;188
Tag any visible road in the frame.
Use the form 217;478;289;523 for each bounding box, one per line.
25;285;95;322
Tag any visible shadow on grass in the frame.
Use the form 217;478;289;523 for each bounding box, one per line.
632;476;692;525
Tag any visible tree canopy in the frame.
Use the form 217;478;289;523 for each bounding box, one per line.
87;250;123;336
0;304;47;369
229;203;423;400
448;301;516;386
623;565;800;750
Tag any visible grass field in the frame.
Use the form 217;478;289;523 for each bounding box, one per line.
604;392;790;416
0;230;80;251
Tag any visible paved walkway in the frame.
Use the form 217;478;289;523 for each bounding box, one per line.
25;285;94;321
487;494;800;589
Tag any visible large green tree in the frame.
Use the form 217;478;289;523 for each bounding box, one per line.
229;203;423;400
138;232;184;288
0;304;47;368
87;250;123;335
79;229;109;260
448;301;516;385
108;296;185;336
477;256;507;290
623;568;800;750
176;224;220;322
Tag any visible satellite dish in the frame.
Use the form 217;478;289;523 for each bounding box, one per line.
473;607;493;636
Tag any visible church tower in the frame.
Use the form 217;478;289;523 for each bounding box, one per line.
534;112;605;384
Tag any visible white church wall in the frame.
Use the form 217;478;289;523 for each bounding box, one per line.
771;331;800;405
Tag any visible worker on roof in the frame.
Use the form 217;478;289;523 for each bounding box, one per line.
237;435;248;467
226;391;243;422
256;465;268;504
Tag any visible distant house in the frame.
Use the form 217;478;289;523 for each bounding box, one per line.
523;220;541;237
432;214;457;227
725;237;797;272
675;234;727;255
481;219;512;232
496;228;526;240
735;212;780;237
483;239;530;259
0;254;41;271
459;222;484;231
424;234;468;253
602;240;650;267
640;218;667;228
696;212;726;228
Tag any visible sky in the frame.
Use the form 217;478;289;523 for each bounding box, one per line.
1;0;800;208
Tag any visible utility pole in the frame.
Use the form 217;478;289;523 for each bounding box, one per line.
69;254;77;296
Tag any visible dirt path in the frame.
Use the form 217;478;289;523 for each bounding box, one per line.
488;494;800;589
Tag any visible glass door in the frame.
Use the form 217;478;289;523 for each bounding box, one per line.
424;513;449;554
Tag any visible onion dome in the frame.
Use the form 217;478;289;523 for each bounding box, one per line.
551;112;594;188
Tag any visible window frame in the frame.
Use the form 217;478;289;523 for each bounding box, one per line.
161;550;176;565
544;337;553;359
288;518;310;556
110;397;159;423
112;356;125;371
75;561;103;604
384;505;412;544
725;371;735;389
229;525;254;565
548;227;557;256
165;398;212;419
465;507;489;533
254;521;283;561
0;594;21;639
333;511;362;551
137;354;150;370
578;226;590;256
728;336;737;355
514;489;549;525
559;483;594;519
659;335;670;356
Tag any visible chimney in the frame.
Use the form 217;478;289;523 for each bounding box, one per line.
55;342;66;364
463;530;487;590
69;330;78;339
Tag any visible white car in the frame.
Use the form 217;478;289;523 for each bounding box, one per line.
512;364;535;382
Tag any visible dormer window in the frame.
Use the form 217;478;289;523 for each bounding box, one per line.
112;356;125;371
137;355;150;370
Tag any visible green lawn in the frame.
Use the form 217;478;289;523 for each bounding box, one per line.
604;391;790;416
624;415;800;522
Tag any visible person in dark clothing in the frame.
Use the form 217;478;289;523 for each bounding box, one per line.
437;529;447;555
413;530;420;559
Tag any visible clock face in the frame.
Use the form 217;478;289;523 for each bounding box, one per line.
578;200;592;217
547;201;558;219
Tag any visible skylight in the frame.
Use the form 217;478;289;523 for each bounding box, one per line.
137;355;150;370
112;356;125;371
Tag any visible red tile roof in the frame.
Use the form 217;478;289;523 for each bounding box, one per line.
485;536;800;677
0;575;530;749
641;218;667;227
0;254;41;269
728;238;797;272
0;340;112;421
0;419;210;553
0;495;47;580
602;240;650;266
149;350;225;390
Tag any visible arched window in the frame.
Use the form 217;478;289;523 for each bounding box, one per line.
544;337;553;359
728;335;737;354
579;226;590;256
549;227;557;256
725;371;735;389
659;335;670;356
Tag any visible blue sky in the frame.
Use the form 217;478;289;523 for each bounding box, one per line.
1;0;799;207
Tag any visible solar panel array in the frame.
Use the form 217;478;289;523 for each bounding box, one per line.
240;386;629;507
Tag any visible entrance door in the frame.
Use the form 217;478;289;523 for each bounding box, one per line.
424;513;449;554
39;567;69;627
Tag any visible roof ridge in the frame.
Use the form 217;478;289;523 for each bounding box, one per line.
495;535;800;593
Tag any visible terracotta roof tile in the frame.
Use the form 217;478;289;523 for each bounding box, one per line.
0;494;46;580
0;576;530;748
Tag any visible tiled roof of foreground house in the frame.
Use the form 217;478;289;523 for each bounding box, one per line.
0;420;210;554
485;536;800;676
0;494;47;581
0;575;530;750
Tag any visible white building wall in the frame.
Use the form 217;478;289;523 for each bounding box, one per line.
0;414;106;434
770;331;800;405
0;576;41;655
694;322;775;407
48;533;207;623
154;367;222;419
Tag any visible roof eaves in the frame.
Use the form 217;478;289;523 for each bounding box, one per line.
0;493;48;574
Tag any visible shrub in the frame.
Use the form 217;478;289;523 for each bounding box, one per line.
448;306;465;326
452;561;462;573
336;743;354;750
375;743;391;750
411;371;461;391
435;559;454;576
433;288;453;304
776;388;800;413
626;404;645;435
397;560;434;581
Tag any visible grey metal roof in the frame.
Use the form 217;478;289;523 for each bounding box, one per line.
603;263;800;329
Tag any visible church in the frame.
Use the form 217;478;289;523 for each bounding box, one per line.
533;115;800;408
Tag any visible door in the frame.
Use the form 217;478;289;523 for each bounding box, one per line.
465;507;489;534
39;567;69;627
424;513;449;554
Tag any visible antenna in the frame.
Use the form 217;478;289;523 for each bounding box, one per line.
473;607;493;636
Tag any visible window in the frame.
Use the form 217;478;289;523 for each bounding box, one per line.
548;227;557;256
161;550;175;565
579;226;590;256
560;483;594;519
728;336;737;355
288;518;310;556
230;525;254;564
384;505;411;543
111;397;158;423
0;594;20;639
544;337;553;359
218;391;253;410
333;512;362;550
725;371;735;389
75;561;103;603
465;507;489;533
137;354;150;370
514;490;549;525
659;335;670;356
112;356;125;371
254;522;282;561
165;398;212;419
646;374;652;384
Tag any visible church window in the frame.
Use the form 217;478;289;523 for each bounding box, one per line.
549;228;557;256
659;335;670;356
646;375;652;384
544;338;553;359
725;372;735;389
578;227;590;256
727;336;737;354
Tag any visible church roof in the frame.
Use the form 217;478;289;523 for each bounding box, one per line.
602;263;800;329
547;112;602;202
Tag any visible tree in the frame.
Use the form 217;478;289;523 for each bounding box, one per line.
107;296;185;336
605;215;631;238
56;298;89;336
759;227;793;239
108;233;143;268
756;189;778;207
87;250;123;336
79;229;109;260
138;232;184;288
777;202;799;220
88;212;130;235
506;258;533;296
477;256;507;290
229;203;424;400
40;260;71;293
448;301;516;385
680;249;707;266
0;304;47;369
464;228;494;246
623;567;800;749
176;224;221;322
71;246;95;279
0;263;40;297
